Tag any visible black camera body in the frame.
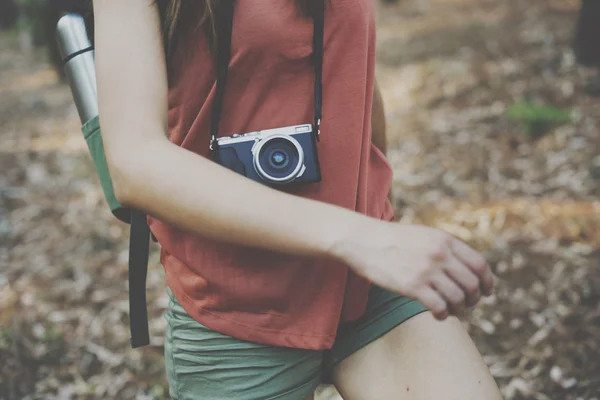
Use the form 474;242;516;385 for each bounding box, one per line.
213;124;321;186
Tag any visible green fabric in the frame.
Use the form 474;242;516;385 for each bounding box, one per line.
164;286;428;400
81;116;130;222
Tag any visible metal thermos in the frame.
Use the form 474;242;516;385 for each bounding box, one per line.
55;14;98;124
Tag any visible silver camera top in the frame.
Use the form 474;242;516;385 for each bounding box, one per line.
216;124;312;146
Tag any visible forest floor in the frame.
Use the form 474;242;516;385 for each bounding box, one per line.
2;0;600;399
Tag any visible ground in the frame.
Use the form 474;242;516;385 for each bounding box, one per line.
1;0;600;399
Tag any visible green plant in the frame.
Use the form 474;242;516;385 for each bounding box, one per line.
42;323;63;343
1;327;13;343
506;101;572;137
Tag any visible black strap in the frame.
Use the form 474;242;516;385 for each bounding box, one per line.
210;1;325;148
210;0;236;149
129;209;151;348
313;2;325;139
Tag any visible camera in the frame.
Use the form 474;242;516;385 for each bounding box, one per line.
213;124;322;186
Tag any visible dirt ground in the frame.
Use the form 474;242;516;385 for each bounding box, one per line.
1;0;600;399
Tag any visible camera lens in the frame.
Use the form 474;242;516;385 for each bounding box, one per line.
269;150;289;169
253;136;304;184
271;151;287;166
260;138;297;178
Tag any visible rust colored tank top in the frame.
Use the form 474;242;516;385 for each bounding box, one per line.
148;0;395;350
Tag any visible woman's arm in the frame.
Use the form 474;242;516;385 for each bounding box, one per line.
93;0;364;258
93;0;493;320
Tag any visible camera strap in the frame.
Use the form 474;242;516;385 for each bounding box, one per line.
210;1;325;149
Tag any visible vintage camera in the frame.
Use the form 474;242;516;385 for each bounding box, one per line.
213;124;321;186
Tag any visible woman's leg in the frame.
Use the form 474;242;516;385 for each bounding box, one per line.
331;312;502;400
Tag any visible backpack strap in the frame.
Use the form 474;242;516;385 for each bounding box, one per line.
128;209;151;348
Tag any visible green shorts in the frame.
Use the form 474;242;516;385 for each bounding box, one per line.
164;286;427;400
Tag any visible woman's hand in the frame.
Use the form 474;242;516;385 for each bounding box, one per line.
330;220;494;320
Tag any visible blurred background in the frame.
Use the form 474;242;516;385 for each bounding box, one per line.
1;0;600;399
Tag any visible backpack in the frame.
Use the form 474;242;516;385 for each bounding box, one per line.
57;4;236;348
57;14;152;348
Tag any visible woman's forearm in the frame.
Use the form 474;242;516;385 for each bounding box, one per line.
112;135;369;260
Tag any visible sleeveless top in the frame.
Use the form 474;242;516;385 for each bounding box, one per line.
147;0;395;350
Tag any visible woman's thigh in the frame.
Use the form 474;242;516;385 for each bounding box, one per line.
164;289;322;400
331;312;503;400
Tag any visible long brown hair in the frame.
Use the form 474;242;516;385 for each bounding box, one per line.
159;0;322;60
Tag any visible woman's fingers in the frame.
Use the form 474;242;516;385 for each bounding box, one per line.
449;238;494;296
417;286;448;320
443;255;481;308
480;265;495;297
430;273;466;315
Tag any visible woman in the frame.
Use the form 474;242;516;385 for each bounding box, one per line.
92;1;503;399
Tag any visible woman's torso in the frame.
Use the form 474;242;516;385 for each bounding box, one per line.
148;0;395;350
